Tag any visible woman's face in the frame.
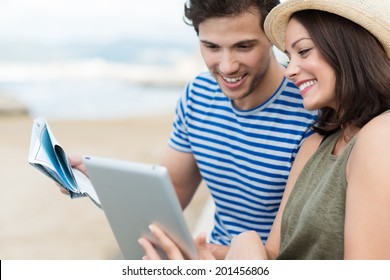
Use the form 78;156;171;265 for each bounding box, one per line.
284;18;336;111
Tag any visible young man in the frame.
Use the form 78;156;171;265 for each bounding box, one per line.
67;0;315;259
159;0;317;258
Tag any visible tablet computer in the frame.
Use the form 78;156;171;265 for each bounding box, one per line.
83;155;198;260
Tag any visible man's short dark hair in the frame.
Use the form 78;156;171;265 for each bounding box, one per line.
184;0;280;34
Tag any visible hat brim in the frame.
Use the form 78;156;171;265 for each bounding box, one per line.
264;0;390;58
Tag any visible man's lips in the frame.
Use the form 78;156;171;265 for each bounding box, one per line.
220;74;247;89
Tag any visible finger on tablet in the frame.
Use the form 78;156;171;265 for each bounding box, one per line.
148;224;186;260
138;237;162;260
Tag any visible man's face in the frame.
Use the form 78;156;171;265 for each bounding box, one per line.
198;9;273;110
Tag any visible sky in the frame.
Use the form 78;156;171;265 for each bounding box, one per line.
0;0;287;64
0;0;195;44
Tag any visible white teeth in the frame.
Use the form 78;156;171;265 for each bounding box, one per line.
223;76;243;83
299;80;317;91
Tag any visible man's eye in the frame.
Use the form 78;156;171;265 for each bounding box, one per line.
206;44;219;50
238;45;252;50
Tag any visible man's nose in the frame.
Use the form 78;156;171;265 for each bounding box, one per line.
219;51;240;74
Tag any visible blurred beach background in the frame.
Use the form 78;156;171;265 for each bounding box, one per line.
0;0;204;120
0;0;288;260
0;0;214;259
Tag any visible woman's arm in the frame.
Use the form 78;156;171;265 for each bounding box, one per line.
344;113;390;259
225;231;268;259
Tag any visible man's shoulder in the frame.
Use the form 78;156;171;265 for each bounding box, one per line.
279;78;301;96
273;78;305;106
273;77;318;120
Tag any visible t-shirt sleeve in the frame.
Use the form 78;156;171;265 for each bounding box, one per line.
168;82;193;153
292;110;318;160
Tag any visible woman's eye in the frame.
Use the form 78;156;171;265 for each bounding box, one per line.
298;48;311;56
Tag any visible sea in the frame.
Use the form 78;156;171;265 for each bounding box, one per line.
0;38;204;120
0;37;288;121
0;0;290;121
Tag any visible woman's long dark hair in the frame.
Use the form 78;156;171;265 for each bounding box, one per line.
292;10;390;136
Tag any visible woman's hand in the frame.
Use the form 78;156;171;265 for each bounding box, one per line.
225;231;268;260
138;224;215;260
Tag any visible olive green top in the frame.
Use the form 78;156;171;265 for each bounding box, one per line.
277;130;356;259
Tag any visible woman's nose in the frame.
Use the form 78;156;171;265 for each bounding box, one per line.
285;59;299;81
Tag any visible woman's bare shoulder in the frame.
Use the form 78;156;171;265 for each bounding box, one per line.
348;111;390;175
300;132;324;153
356;112;390;147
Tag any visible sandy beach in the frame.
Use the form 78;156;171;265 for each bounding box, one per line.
0;113;211;259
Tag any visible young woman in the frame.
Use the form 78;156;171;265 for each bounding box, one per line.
139;0;390;259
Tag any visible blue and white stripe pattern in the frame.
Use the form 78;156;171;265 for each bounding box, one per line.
169;71;317;245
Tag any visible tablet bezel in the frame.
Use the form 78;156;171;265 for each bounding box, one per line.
83;155;198;260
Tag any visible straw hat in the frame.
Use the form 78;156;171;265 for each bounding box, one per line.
264;0;390;58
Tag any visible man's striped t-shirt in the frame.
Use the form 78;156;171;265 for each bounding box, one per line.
169;71;317;245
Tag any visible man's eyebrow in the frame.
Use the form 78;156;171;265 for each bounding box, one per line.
200;39;215;45
234;39;258;46
236;39;258;44
200;39;258;45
